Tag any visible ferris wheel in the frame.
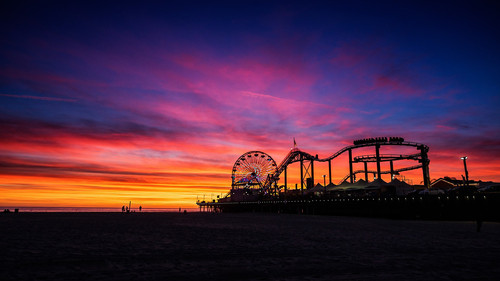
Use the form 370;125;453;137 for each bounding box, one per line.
231;151;277;189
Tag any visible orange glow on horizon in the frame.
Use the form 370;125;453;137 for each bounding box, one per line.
3;140;500;209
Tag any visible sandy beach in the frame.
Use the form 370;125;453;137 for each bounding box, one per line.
1;212;499;280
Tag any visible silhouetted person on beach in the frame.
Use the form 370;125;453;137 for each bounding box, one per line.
122;206;125;213
139;206;142;212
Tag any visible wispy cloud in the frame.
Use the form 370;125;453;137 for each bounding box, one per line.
0;93;77;102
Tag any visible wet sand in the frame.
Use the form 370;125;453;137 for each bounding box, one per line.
1;212;499;280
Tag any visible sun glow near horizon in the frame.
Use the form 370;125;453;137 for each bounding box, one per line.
1;140;500;208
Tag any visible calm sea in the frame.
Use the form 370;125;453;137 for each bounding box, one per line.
0;207;200;213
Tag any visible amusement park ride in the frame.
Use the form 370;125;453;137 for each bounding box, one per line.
229;137;430;199
199;138;500;221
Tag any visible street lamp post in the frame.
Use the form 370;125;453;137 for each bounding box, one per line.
461;156;469;186
323;175;326;192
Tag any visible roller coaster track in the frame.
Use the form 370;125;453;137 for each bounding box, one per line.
318;141;428;162
262;141;429;193
337;164;423;185
353;153;422;162
270;148;314;180
262;148;313;192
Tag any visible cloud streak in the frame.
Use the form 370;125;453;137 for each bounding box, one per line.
0;93;77;102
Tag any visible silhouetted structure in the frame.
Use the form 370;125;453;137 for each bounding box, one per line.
198;138;500;220
197;138;500;220
461;156;469;186
229;137;430;198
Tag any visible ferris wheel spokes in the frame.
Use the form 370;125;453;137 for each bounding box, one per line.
231;151;277;189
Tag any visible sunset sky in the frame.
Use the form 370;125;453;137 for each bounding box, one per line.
1;1;499;208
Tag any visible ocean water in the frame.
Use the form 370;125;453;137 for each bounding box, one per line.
0;207;200;213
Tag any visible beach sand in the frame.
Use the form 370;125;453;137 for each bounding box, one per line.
1;212;499;280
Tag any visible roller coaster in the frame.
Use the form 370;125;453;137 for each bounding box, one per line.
200;139;500;221
231;137;430;198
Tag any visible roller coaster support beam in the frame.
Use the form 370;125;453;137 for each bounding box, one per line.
328;159;332;184
364;162;368;182
420;146;430;189
311;160;314;187
348;149;354;183
284;166;287;191
376;144;381;180
300;158;304;191
390;160;394;180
